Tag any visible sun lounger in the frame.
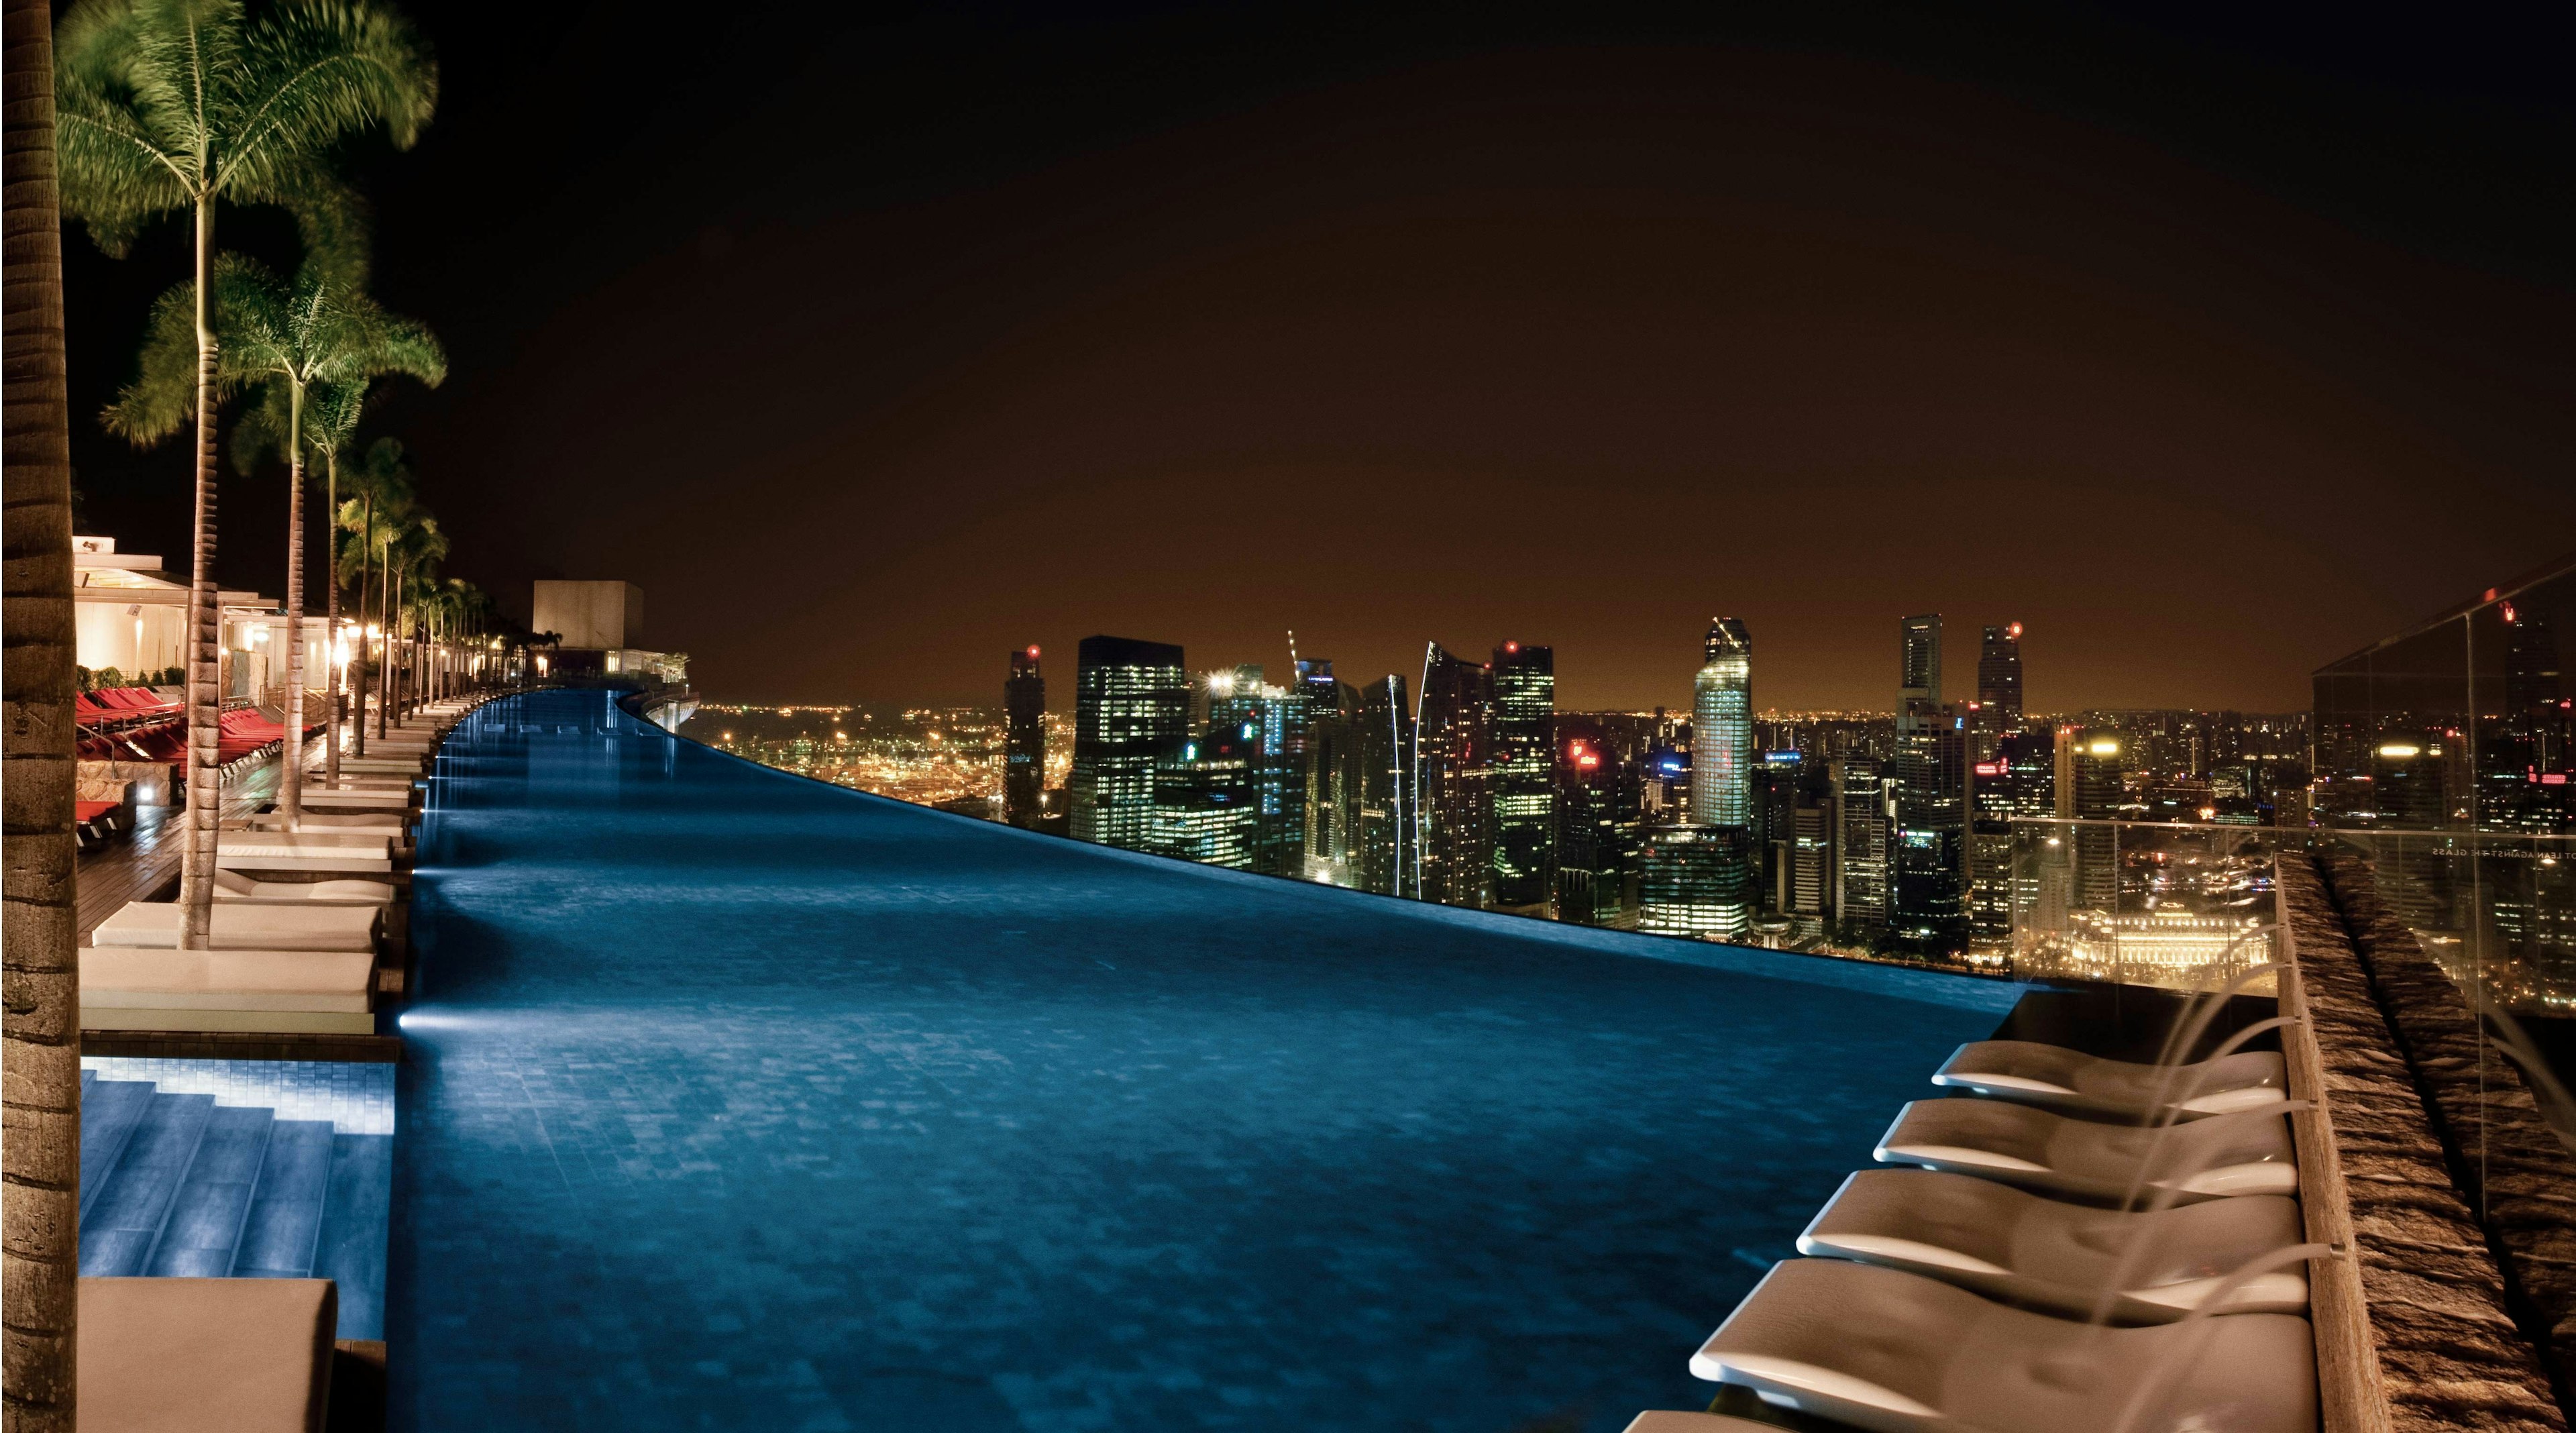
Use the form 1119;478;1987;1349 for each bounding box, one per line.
1875;1100;2296;1204
79;946;375;1034
215;831;394;873
1690;1259;2316;1433
79;1277;337;1433
1621;1416;1780;1433
1931;1041;2287;1122
248;811;407;833
213;871;397;906
299;788;414;811
1796;1169;2308;1321
90;900;379;952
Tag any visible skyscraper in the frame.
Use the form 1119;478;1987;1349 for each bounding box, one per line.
1297;659;1364;884
1554;723;1642;928
1069;635;1189;851
1639;823;1752;941
1834;757;1896;933
1832;756;1888;933
2067;731;2126;914
1691;619;1753;828
1148;719;1258;868
1898;613;1942;733
1490;641;1556;912
1977;623;2025;730
1210;665;1305;878
1356;675;1416;897
1415;643;1496;908
1004;645;1046;829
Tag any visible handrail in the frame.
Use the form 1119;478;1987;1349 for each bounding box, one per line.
2277;873;2394;1433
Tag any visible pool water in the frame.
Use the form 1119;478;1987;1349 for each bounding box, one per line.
391;691;2008;1432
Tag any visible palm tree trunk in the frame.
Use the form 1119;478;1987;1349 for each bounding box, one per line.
354;494;372;756
3;0;83;1417
177;192;220;949
376;551;390;739
276;381;307;827
323;452;340;782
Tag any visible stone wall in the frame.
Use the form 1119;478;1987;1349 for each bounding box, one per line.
2282;854;2565;1432
2322;854;2576;1410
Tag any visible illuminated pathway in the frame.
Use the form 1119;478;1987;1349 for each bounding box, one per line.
392;690;2011;1432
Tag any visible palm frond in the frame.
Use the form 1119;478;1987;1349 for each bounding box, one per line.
100;278;209;444
220;0;438;195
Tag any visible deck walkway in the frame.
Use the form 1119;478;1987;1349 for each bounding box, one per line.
74;746;288;942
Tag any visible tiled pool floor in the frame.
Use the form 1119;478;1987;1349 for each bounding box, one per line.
393;691;2007;1432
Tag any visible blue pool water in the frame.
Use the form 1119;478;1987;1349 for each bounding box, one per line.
392;691;2012;1432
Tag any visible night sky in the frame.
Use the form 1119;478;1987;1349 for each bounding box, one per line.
60;2;2576;712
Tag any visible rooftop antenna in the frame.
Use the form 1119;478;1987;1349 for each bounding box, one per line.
1287;629;1299;671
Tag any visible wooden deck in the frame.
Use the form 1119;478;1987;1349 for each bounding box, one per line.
75;747;286;943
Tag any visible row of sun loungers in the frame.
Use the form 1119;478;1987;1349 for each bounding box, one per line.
76;691;502;1041
1626;1013;2314;1433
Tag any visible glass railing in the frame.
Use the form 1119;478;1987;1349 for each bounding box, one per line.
2005;817;2285;994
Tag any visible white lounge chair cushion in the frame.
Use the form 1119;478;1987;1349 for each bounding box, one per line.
1875;1099;2296;1204
1796;1169;2309;1321
214;877;398;905
79;1277;336;1433
80;947;373;1012
91;900;378;951
1690;1259;2316;1433
1933;1040;2288;1118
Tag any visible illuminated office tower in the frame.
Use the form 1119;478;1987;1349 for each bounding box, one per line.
1691;619;1754;828
1639;824;1752;941
1491;641;1556;912
1070;635;1189;851
1833;756;1888;931
1898;614;1943;733
1792;798;1833;918
1147;719;1258;869
1555;724;1642;928
1356;675;1416;897
1977;623;2025;730
1890;713;1970;951
1210;665;1303;878
1004;645;1046;829
2066;732;2126;914
1298;659;1364;883
1756;749;1803;908
1415;643;1497;908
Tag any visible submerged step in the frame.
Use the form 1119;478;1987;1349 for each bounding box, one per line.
79;1091;214;1277
78;1079;157;1225
145;1105;276;1277
233;1120;333;1279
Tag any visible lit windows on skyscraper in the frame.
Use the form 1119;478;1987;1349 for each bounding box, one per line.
1639;823;1752;941
1070;635;1189;852
1554;725;1642;928
1004;645;1046;829
1415;643;1497;909
1691;619;1753;829
1977;623;2025;731
1491;641;1556;912
1148;720;1258;868
1357;674;1416;898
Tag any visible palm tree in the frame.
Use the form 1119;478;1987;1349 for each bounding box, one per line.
3;0;83;1419
251;376;367;779
202;258;441;824
56;0;435;949
332;437;411;752
382;515;444;726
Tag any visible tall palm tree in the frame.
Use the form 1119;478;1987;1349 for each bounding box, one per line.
333;437;411;744
248;376;366;778
192;257;441;823
382;514;443;727
56;0;435;948
3;0;83;1420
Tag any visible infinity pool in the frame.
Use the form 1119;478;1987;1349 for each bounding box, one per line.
392;691;2011;1432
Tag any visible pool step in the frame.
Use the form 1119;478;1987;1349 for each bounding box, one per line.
78;1077;386;1338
